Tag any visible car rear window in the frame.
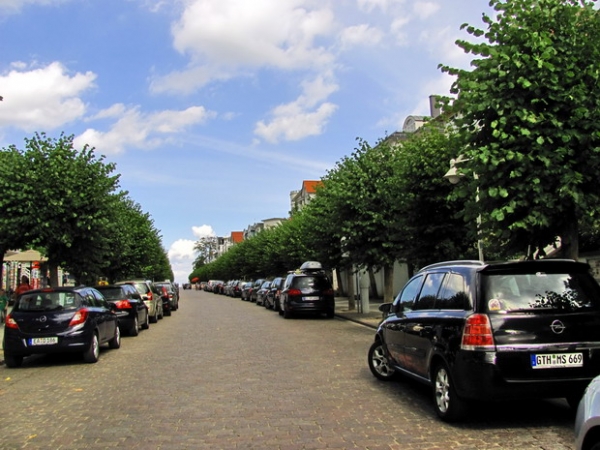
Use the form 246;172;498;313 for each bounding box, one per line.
292;276;332;291
97;287;127;300
16;291;80;311
482;271;600;313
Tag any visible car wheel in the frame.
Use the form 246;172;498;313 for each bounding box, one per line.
130;316;140;336
283;306;293;319
432;362;468;422
83;332;100;363
141;310;150;329
368;341;396;381
326;309;335;319
164;307;172;316
149;306;158;323
4;353;23;368
108;324;121;349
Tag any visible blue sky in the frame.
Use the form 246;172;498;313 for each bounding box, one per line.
0;0;493;283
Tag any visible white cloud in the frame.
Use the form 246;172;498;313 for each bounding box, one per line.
357;0;405;13
154;0;336;94
74;105;216;154
192;224;216;239
167;225;217;283
0;61;96;131
254;73;339;143
0;0;68;14
413;1;440;19
338;24;384;50
168;238;197;260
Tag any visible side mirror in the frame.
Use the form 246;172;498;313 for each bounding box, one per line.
379;302;392;315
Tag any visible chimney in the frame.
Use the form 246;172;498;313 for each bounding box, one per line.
429;95;442;118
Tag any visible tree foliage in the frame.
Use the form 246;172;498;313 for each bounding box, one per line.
0;133;173;286
439;0;600;258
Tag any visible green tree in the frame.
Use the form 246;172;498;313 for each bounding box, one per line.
439;0;600;259
21;132;121;285
0;146;37;287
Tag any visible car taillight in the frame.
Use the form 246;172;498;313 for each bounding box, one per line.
69;308;89;327
323;288;334;296
5;313;18;330
114;300;132;309
288;288;302;296
461;314;495;350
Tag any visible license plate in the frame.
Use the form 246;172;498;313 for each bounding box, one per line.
303;296;320;301
30;337;58;346
530;353;583;369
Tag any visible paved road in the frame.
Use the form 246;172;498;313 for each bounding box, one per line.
0;289;576;449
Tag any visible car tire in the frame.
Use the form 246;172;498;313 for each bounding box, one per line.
326;309;335;319
141;311;150;329
83;333;100;363
164;307;172;316
368;341;396;381
4;353;23;368
108;324;121;349
283;307;293;319
130;316;140;336
149;307;158;323
432;362;468;422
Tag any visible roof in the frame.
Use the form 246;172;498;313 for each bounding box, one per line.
231;231;244;243
303;180;322;194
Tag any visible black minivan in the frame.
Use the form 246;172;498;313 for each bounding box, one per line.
368;259;600;421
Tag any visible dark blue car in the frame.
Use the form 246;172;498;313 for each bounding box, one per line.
3;286;121;367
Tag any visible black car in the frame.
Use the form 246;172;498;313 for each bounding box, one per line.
279;262;335;319
250;279;266;303
3;286;121;367
96;284;150;336
264;277;285;310
255;280;272;306
368;259;600;422
155;281;179;316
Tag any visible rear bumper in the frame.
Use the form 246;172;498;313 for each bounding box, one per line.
287;299;334;314
3;328;93;357
452;351;595;401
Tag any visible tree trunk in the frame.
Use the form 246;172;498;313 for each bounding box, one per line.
383;264;394;304
346;269;355;310
560;219;579;260
49;262;60;287
368;268;378;299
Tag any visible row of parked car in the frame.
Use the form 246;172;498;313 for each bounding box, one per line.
204;261;335;319
2;279;180;368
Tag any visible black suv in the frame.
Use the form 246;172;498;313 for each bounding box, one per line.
279;261;335;319
368;259;600;421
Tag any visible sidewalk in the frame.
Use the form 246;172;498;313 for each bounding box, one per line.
334;297;383;329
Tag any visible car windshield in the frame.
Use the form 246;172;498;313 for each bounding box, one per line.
482;271;600;313
16;291;80;311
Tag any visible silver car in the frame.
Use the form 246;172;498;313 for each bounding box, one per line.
575;375;600;450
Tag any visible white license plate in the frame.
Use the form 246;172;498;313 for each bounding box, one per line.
30;337;58;346
303;296;320;301
531;353;583;369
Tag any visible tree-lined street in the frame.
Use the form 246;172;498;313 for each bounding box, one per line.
0;289;576;449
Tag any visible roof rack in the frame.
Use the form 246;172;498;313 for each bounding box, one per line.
418;260;485;273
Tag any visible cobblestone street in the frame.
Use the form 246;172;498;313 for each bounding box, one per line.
0;289;577;449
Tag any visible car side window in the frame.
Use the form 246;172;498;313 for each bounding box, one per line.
394;275;424;313
414;273;445;310
92;289;109;308
82;289;97;307
437;273;469;310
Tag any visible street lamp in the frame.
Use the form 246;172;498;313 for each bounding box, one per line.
444;155;484;262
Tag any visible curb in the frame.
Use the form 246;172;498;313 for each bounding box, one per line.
334;313;379;329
